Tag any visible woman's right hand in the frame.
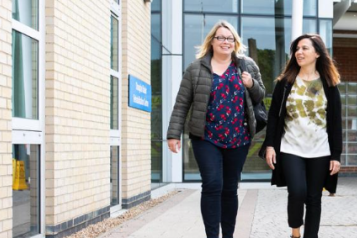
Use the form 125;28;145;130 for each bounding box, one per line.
265;146;276;170
168;139;181;153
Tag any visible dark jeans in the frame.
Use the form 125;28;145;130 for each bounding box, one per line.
281;153;330;238
191;139;249;238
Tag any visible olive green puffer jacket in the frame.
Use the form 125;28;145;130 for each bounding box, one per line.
167;53;265;140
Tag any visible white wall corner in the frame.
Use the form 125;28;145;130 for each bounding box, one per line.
319;0;334;18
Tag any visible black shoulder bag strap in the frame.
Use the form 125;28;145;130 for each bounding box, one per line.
238;57;247;75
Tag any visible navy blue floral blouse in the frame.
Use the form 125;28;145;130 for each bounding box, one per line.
204;62;251;148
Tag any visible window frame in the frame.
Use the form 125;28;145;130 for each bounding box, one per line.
110;4;122;140
11;20;44;132
11;0;45;236
110;0;122;214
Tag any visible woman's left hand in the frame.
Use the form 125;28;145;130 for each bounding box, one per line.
241;71;253;89
330;160;341;175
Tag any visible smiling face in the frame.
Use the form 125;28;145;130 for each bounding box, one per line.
295;38;320;68
211;27;235;57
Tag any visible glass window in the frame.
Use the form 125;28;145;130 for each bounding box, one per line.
110;76;119;130
111;16;119;71
240;17;316;94
12;0;39;30
184;14;238;69
242;0;291;15
110;146;120;206
241;17;291;94
345;83;357;166
348;82;357;94
303;19;317;35
12;30;39;120
319;20;332;54
184;0;238;13
242;0;316;16
303;0;317;17
151;14;161;58
12;144;40;238
183;132;200;181
240;16;293;178
347;153;357;165
185;0;238;13
151;13;163;187
151;0;161;11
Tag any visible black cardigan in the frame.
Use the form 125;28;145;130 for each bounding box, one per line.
260;77;342;193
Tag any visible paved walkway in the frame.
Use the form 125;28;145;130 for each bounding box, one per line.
100;177;357;238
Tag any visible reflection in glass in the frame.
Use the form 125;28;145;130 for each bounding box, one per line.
319;20;333;54
12;0;39;30
151;13;163;186
185;0;238;13
110;146;120;206
347;154;357;165
111;15;119;71
303;19;317;35
348;95;357;106
242;0;291;15
151;14;161;58
343;83;357;166
348;82;357;94
184;15;238;69
12;144;39;238
12;31;39;119
241;17;290;95
110;76;119;130
303;0;317;17
183;133;200;181
241;17;316;95
242;0;316;16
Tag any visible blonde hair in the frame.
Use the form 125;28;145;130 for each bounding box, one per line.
196;20;246;59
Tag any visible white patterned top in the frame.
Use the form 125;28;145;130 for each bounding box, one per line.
280;76;331;158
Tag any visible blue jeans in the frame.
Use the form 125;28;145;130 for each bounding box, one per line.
191;139;249;238
281;153;330;238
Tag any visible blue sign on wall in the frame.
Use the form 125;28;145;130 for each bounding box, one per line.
128;75;152;112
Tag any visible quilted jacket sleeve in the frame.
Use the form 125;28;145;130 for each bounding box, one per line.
245;57;265;104
166;65;194;139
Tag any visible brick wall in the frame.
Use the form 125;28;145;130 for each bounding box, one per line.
121;0;152;207
0;0;13;237
333;37;357;82
45;0;111;235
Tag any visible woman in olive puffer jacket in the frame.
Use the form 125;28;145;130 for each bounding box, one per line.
167;20;265;238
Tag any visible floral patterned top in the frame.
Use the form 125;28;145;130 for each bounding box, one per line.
204;62;251;148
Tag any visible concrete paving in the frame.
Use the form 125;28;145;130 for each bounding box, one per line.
100;177;357;238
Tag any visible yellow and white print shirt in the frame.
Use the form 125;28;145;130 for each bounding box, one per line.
280;76;331;158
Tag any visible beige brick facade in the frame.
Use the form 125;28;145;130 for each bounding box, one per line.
45;0;111;233
1;0;152;236
0;1;13;238
121;0;152;205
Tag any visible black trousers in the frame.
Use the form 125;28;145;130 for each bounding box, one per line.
281;153;330;238
191;139;249;238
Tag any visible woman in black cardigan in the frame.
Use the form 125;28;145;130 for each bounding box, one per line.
260;34;342;238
